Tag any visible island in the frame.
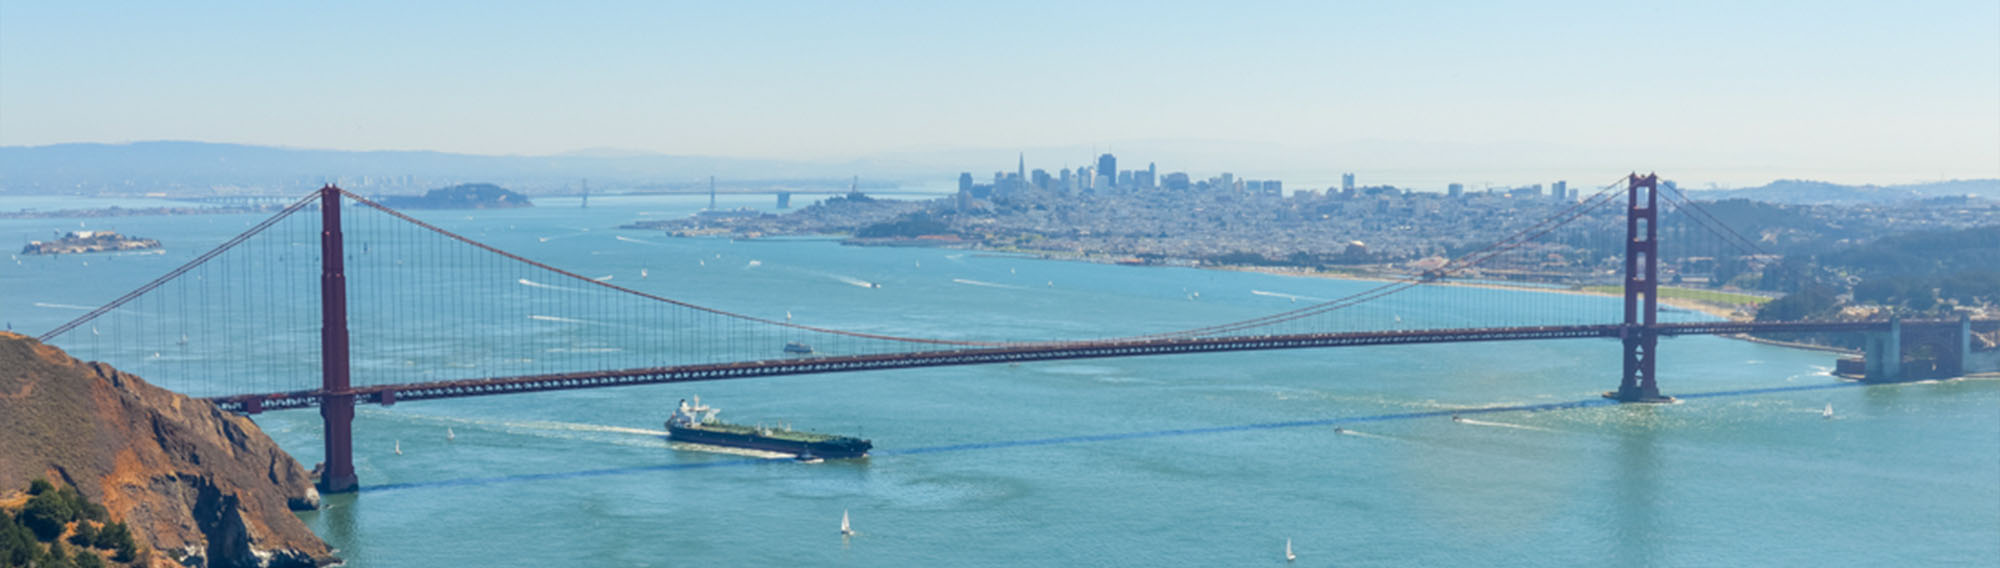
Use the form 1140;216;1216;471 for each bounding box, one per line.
375;183;533;209
19;230;162;256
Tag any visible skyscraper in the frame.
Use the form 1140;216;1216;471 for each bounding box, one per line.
1147;162;1157;189
1017;153;1025;187
1097;154;1117;189
1341;173;1356;191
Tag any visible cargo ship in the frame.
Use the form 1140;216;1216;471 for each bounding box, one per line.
666;397;871;459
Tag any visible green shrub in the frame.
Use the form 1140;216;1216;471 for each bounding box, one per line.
95;522;133;552
2;512;46;565
68;520;97;547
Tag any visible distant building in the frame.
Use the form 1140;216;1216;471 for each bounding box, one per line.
1031;169;1052;191
1551;180;1568;202
1341;173;1356;191
1146;162;1158;189
1220;173;1235;193
1447;183;1464;198
1097;154;1118;189
1163;172;1191;190
958;172;974;193
1118;170;1133;189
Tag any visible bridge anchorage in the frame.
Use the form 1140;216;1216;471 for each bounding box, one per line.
33;176;1996;493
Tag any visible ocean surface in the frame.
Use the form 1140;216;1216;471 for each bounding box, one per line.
3;193;1996;566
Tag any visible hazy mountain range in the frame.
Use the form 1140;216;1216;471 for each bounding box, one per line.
0;141;927;195
1688;179;2000;204
1;141;1993;203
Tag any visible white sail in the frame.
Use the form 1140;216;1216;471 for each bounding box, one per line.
841;510;853;535
1286;538;1295;562
1823;403;1834;419
447;427;456;441
394;440;402;455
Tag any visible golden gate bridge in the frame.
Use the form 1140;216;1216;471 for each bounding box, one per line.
34;174;1993;493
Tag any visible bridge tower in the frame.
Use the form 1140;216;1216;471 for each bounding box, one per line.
318;185;359;493
1611;173;1674;403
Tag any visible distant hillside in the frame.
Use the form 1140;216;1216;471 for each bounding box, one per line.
0;141;922;195
375;183;533;209
1691;179;2000;204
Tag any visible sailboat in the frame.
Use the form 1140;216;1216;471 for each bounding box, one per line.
1286;538;1296;562
840;510;855;536
177;333;189;346
641;269;649;279
447;427;456;441
394;440;403;455
1823;403;1834;419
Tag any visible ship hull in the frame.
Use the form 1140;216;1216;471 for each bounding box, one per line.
667;424;871;458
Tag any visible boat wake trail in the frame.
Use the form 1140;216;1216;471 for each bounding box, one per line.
952;278;1025;290
669;442;795;459
508;420;669;437
615;235;664;246
1251;290;1328;302
518;278;590;293
1453;418;1558;432
1333;428;1396;440
529;314;604;325
830;275;877;288
538;231;590;243
363;410;678;449
33;302;99;311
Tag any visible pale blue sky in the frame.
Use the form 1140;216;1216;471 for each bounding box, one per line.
2;1;1996;185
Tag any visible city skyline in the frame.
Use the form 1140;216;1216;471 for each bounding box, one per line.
2;2;1997;187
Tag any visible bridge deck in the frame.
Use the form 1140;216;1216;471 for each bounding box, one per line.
210;319;1980;413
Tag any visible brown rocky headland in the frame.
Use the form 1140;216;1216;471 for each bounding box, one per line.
0;332;334;567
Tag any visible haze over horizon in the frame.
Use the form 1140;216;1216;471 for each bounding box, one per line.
3;2;1996;188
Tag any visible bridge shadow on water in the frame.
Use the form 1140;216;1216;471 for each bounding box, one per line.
363;381;1865;493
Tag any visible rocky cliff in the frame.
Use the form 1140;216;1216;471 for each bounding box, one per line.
0;332;334;567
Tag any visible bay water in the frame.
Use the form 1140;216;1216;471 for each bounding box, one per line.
3;194;1995;566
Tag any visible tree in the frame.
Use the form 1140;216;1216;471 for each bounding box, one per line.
1;513;45;566
1756;285;1840;322
67;521;96;547
94;522;132;553
20;489;78;541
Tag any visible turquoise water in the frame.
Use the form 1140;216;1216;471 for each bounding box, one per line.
3;194;1996;566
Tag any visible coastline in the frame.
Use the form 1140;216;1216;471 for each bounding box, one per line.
1210;264;1750;320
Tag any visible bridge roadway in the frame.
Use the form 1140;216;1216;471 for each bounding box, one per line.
210;319;1980;413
